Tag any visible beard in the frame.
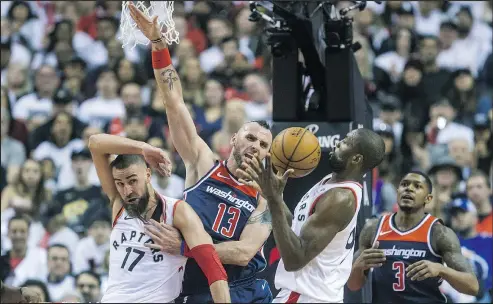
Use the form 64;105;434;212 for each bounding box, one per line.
328;151;347;173
123;184;150;219
232;141;243;168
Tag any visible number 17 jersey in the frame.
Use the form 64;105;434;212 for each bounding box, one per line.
181;160;265;296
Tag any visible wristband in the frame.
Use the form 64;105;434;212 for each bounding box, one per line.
152;48;172;69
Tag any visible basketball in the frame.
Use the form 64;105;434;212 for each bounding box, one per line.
270;127;321;178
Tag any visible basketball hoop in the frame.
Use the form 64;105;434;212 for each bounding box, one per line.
119;1;180;49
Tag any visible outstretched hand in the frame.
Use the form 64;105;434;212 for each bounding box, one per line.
142;144;172;177
128;2;164;42
236;153;293;201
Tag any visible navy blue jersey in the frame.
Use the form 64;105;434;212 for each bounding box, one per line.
181;161;266;295
372;213;447;304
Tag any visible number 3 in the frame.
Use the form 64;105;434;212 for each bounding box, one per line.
212;203;240;238
392;261;406;291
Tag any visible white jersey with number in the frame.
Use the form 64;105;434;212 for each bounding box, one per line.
101;194;187;303
274;175;363;303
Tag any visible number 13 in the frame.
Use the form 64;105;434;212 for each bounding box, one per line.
212;203;240;238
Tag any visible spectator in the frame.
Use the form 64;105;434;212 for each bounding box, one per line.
32;112;85;190
13;65;61;122
193;79;225;145
44;244;74;301
150;148;185;199
75;271;102;303
1;109;26;187
77;68;125;130
466;170;493;235
73;213;110;275
0;215;47;287
211;99;246;160
42;148;106;235
4;62;30;106
448;198;492;302
242;73;272;122
199;15;234;73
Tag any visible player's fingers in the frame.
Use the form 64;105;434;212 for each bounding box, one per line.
144;227;162;242
265;153;272;174
245;166;260;181
411;269;430;281
405;260;424;273
152;15;158;25
372;241;380;249
365;263;383;269
416;272;431;281
144;243;162;250
245;158;262;176
406;263;427;277
364;257;387;265
148;219;162;229
282;169;294;181
236;168;254;181
363;249;385;255
363;252;386;260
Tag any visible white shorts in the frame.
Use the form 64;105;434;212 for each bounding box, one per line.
273;289;342;303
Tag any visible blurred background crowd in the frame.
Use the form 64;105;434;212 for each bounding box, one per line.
0;1;491;303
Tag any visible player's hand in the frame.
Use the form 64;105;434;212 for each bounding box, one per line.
353;241;386;273
406;260;443;281
142;144;172;177
144;219;182;256
236;153;294;202
128;2;164;42
20;287;42;303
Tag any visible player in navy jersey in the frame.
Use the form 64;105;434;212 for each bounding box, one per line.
347;171;479;303
136;9;274;303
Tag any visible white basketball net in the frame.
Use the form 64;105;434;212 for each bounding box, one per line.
119;1;180;49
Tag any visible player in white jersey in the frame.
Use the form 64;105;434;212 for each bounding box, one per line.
237;128;386;303
88;134;230;303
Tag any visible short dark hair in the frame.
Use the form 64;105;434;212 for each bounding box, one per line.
8;214;31;230
48;243;70;254
76;270;101;287
110;154;148;170
407;170;433;194
354;129;386;173
248;120;271;131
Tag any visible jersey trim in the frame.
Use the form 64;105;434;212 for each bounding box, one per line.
308;186;359;216
427;219;442;258
112;206;124;228
388;213;431;236
173;200;184;219
372;214;387;247
183;161;221;196
286;291;300;303
223;160;243;186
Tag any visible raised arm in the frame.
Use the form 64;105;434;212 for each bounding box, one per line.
170;201;231;303
128;3;213;168
346;218;384;291
426;223;479;296
270;188;356;271
88;134;171;220
213;197;272;266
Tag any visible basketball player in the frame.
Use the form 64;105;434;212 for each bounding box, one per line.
0;280;41;303
87;134;230;303
129;4;273;303
347;171;479;303
237;128;386;303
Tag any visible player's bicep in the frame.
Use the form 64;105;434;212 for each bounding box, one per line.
173;201;213;249
239;197;272;251
90;151;119;203
433;224;473;274
299;189;355;262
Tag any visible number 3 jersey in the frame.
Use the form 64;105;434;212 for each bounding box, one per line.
275;175;362;303
181;160;265;296
371;213;446;304
101;194;187;303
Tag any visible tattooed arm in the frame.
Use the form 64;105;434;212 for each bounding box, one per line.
214;197;272;266
151;40;215;172
429;223;479;296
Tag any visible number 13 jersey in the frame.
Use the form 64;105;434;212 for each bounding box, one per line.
275;175;362;303
181;160;265;296
101;194;187;303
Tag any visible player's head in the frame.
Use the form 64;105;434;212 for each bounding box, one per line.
397;171;433;213
110;154;152;219
328;128;385;175
230;120;272;167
